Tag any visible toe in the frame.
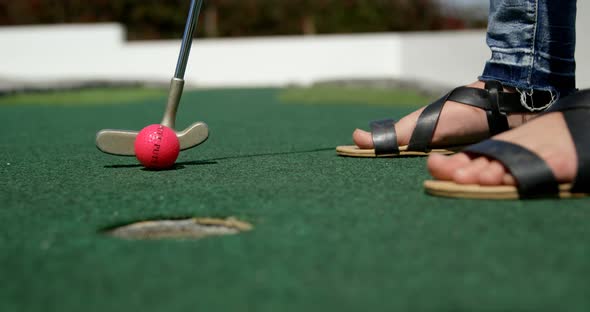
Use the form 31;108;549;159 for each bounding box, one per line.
478;160;506;186
502;173;517;186
453;156;490;184
352;129;374;149
427;152;472;180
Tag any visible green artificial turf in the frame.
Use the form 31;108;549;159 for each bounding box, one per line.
0;87;167;106
1;87;589;312
280;86;430;106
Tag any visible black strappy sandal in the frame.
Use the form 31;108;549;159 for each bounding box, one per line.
336;81;529;157
424;89;590;199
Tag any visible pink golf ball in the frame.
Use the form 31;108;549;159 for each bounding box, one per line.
134;124;180;169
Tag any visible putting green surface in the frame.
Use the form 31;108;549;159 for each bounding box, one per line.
1;87;589;311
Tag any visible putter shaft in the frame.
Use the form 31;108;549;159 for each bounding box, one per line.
161;78;185;129
176;0;204;79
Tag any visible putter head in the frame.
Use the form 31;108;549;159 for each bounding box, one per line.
96;122;209;156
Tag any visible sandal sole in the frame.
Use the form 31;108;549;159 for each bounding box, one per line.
336;145;465;157
423;180;587;200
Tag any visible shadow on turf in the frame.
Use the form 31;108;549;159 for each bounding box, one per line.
103;147;334;169
104;160;217;170
203;147;334;161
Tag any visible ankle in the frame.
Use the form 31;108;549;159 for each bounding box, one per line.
507;113;537;128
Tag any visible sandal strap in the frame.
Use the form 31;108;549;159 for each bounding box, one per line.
464;140;559;199
370;119;399;155
483;81;510;136
407;93;447;151
548;89;590;112
407;81;525;152
554;90;590;193
565;110;590;193
446;85;524;113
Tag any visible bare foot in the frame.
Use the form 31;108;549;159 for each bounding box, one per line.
353;81;536;149
427;112;578;186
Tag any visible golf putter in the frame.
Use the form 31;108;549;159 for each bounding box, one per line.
96;0;208;156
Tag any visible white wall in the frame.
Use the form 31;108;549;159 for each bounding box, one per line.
0;24;403;87
575;0;590;89
0;24;125;82
0;1;588;89
120;34;403;87
399;30;489;87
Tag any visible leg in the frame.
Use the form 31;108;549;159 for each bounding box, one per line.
351;0;575;153
480;0;577;101
428;112;577;185
428;0;579;190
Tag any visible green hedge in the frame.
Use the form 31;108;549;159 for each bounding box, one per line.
0;0;476;40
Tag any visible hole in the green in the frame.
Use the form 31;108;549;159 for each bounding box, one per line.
106;217;252;240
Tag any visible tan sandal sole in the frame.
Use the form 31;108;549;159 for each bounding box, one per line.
336;145;464;158
423;180;587;200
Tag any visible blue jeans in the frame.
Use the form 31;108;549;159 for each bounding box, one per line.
479;0;577;109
